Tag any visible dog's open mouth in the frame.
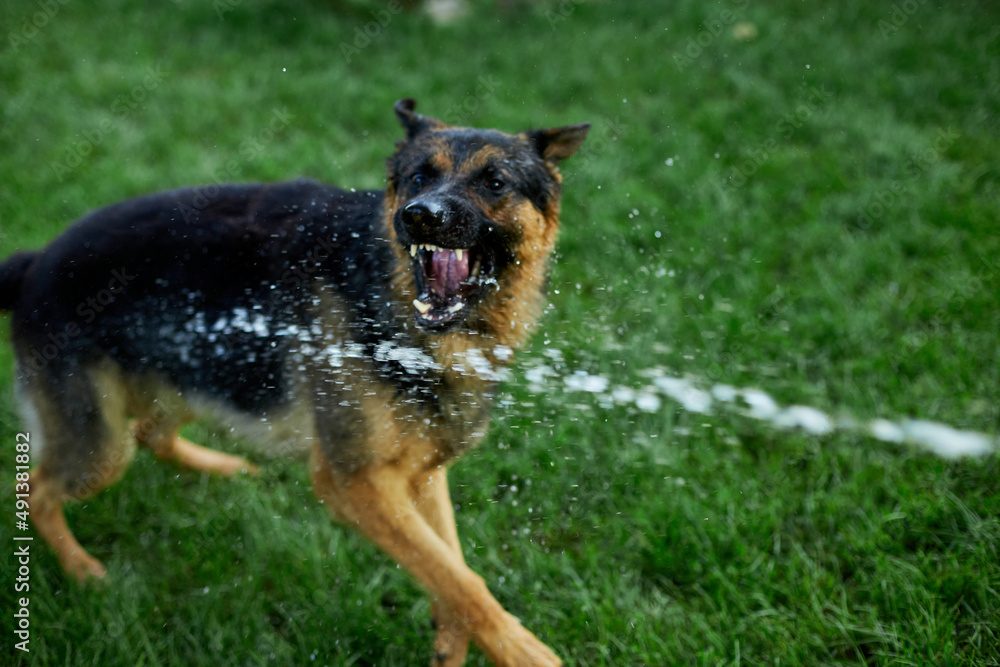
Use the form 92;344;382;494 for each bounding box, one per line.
407;243;496;329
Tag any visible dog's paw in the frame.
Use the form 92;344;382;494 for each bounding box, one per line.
431;617;471;666
64;551;107;583
480;614;562;667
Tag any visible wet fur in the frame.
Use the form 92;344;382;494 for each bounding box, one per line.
0;99;587;666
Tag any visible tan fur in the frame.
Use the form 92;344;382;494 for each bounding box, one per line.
460;146;506;175
478;200;559;343
310;446;562;666
429;148;455;174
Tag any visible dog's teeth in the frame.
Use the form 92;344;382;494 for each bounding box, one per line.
413;299;432;314
448;301;464;314
471;259;481;277
410;245;418;257
455;249;464;261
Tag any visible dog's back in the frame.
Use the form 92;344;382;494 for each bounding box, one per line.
5;179;395;409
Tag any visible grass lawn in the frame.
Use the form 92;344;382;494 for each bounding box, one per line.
1;0;999;664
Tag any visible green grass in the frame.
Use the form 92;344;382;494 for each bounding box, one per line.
2;0;999;664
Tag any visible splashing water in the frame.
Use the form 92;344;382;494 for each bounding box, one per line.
153;304;996;460
517;355;997;460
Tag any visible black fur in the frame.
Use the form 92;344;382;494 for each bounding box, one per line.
0;252;38;311
6;179;419;414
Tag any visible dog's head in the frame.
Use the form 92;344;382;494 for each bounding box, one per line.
385;99;588;337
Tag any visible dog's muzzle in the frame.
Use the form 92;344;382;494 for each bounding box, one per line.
396;198;501;332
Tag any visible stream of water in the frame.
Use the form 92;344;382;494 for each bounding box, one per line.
517;348;996;459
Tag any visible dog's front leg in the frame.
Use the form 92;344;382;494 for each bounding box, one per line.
310;445;562;667
410;466;472;666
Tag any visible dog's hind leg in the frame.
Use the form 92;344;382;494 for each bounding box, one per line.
412;467;472;666
151;435;259;475
29;468;109;581
21;361;136;581
132;401;257;476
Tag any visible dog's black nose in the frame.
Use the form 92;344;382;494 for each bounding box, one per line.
402;200;446;232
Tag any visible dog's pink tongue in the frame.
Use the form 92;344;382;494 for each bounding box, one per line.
429;250;470;298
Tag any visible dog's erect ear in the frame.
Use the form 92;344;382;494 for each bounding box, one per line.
394;98;443;140
525;123;591;164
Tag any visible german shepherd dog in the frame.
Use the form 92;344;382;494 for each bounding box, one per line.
0;99;587;665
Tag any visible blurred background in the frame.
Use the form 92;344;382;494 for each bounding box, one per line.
1;1;998;664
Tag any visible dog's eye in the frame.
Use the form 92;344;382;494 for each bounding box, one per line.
411;173;427;188
485;178;505;192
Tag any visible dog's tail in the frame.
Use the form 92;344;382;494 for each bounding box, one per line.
0;252;37;312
